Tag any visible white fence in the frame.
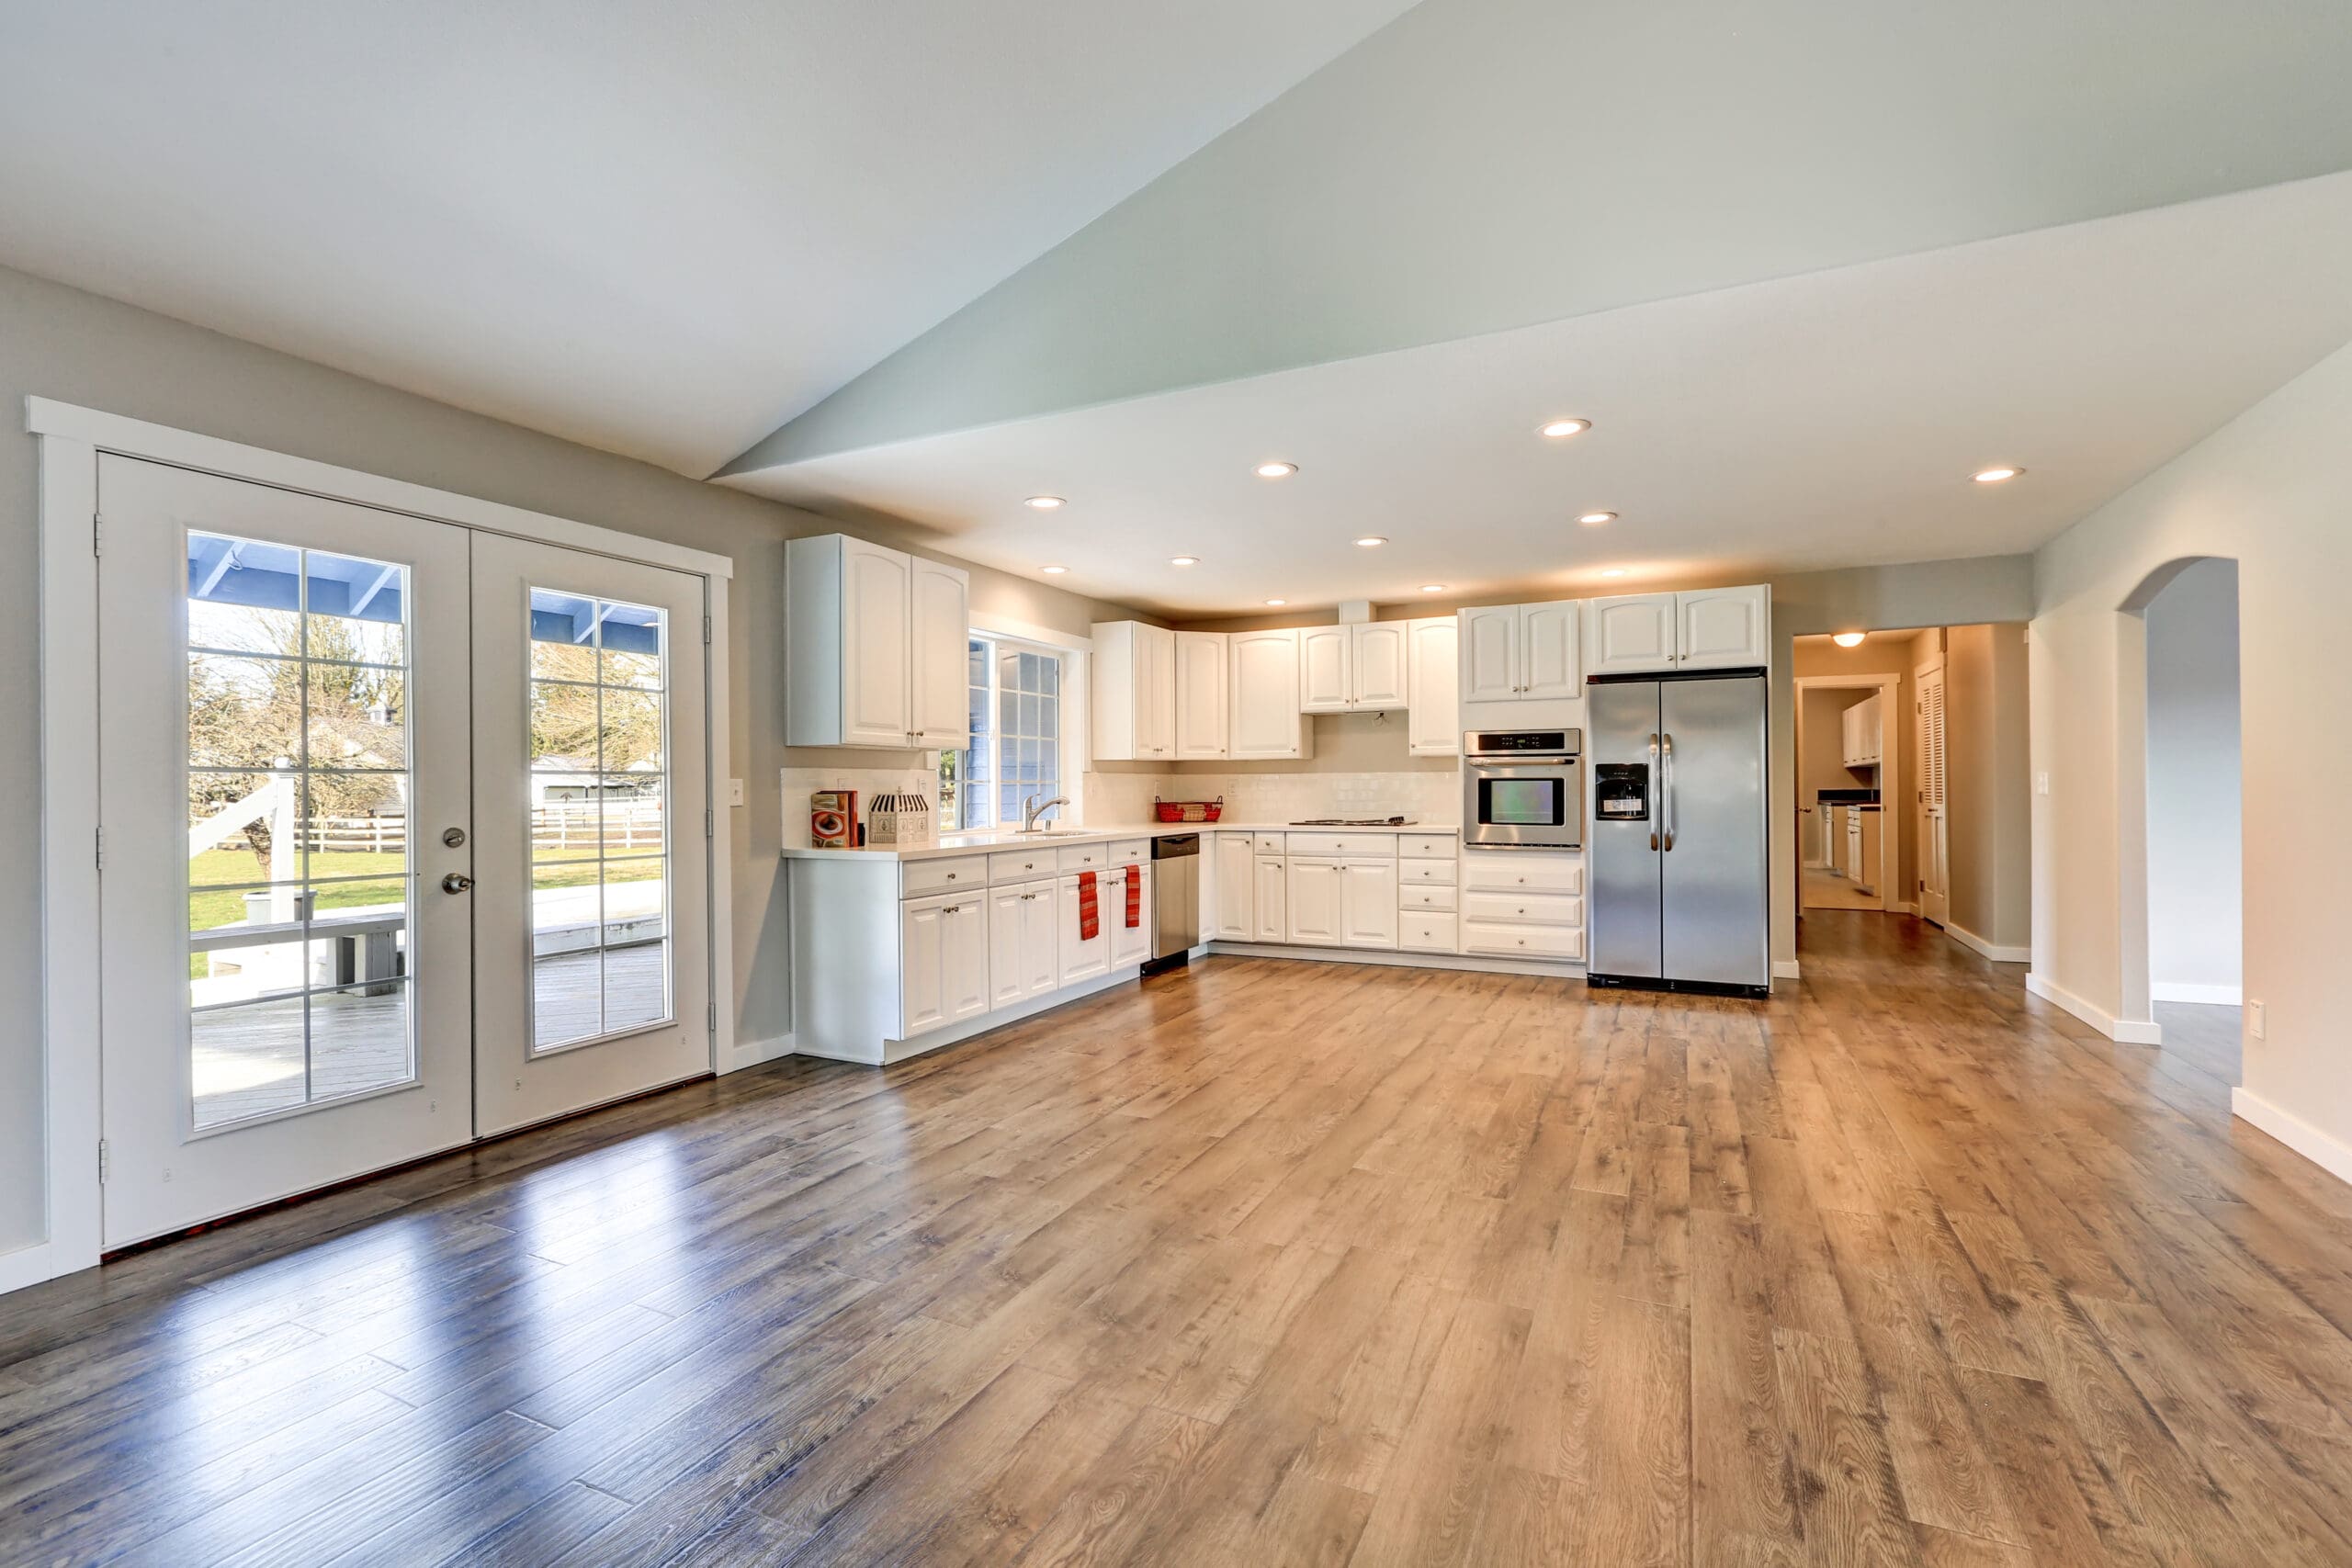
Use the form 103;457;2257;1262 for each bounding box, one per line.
288;802;667;857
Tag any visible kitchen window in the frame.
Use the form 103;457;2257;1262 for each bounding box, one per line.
939;635;1065;829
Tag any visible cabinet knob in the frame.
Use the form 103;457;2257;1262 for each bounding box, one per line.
945;872;958;880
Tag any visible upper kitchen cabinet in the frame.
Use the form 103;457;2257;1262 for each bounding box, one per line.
1173;631;1229;760
1459;600;1579;703
786;534;969;750
1587;585;1770;674
1302;621;1408;713
1405;615;1460;755
1091;620;1176;761
1228;627;1315;760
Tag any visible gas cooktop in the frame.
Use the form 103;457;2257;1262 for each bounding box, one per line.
1288;817;1416;827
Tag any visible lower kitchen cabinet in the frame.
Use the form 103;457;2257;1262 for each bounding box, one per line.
1254;853;1288;941
1105;863;1153;968
1213;832;1255;939
989;878;1057;1007
1057;874;1110;986
1287;858;1344;945
1339;861;1399;949
901;892;989;1035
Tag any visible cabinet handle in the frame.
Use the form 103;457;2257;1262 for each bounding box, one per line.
944;905;961;915
944;872;958;881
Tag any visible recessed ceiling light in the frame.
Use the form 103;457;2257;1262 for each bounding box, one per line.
1972;467;2023;484
1833;631;1866;648
1600;569;1627;579
1577;512;1616;525
1264;598;1287;606
1539;418;1591;439
1040;565;1069;575
1420;584;1447;593
1256;462;1298;479
1170;556;1199;567
1354;536;1386;547
1024;494;1065;509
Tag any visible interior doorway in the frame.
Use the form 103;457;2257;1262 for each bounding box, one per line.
1795;672;1898;912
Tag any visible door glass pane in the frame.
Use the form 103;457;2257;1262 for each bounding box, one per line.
187;531;417;1131
527;588;672;1050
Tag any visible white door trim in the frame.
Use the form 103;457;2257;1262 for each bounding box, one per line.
17;398;738;1295
1792;673;1902;914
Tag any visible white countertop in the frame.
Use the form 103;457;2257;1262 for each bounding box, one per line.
779;820;1463;863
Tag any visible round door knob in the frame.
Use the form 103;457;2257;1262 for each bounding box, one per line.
440;873;475;894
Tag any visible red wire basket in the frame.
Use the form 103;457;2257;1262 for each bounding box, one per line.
1153;795;1224;823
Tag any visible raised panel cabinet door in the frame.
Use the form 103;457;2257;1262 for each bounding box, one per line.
988;886;1028;1007
1174;631;1229;759
1352;622;1409;708
1138;624;1177;759
1340;860;1400;948
842;537;915;745
1298;625;1353;714
910;556;971;746
1229;628;1310;759
899;897;947;1036
1213;833;1256;939
1020;879;1059;996
1675;584;1770;670
1406;615;1460;755
1520;601;1581;698
1057;874;1110;985
1587;592;1678;674
1286;859;1343;946
1460;605;1520;701
1110;866;1152;966
942;898;991;1023
1254;854;1288;941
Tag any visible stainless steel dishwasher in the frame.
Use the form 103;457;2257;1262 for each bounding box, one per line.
1146;833;1199;974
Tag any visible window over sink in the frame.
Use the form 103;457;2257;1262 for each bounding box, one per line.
938;635;1065;829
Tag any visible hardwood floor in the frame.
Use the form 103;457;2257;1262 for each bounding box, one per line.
6;916;2349;1565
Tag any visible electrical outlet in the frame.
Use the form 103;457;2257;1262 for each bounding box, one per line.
2247;1000;2266;1041
729;778;746;807
2035;772;2051;795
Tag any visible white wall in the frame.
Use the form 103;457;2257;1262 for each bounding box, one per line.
2032;336;2352;1145
2143;558;2242;1000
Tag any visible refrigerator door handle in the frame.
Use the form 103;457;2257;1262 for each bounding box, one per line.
1647;732;1661;851
1660;731;1676;851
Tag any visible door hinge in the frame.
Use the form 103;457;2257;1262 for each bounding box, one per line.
92;513;104;556
705;808;715;839
707;1002;718;1033
97;1139;108;1183
95;827;105;870
702;615;712;645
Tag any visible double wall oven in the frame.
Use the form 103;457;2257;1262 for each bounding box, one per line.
1461;728;1583;849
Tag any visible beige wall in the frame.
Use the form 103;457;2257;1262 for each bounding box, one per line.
0;263;1136;1258
1945;624;2032;952
2031;336;2352;1140
1796;686;1876;865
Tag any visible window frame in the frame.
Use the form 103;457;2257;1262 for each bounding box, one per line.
941;625;1086;831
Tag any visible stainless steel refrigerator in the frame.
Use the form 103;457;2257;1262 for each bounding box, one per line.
1586;670;1770;997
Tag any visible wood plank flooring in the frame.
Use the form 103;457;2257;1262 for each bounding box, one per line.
6;914;2352;1565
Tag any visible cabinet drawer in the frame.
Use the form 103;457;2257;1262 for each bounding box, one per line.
1462;919;1583;960
1460;854;1582;896
1105;838;1149;866
1398;833;1459;861
1400;913;1457;953
989;849;1057;886
1397;857;1456;887
902;855;988;897
1057;842;1114;873
1252;834;1286;856
1399;884;1457;912
1283;832;1396;859
1462;890;1582;928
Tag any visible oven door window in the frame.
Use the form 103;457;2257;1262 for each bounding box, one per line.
1479;776;1565;828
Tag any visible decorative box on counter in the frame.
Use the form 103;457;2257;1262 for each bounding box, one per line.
866;791;934;849
809;789;857;849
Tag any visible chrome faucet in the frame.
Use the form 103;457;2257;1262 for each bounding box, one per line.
1021;792;1069;831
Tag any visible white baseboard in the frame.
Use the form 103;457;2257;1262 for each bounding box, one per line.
1773;959;1802;980
0;1236;97;1298
1946;923;2030;964
2026;972;2163;1044
1204;942;1582;979
2152;982;2243;1006
1888;899;1919;916
2233;1088;2352;1187
1803;858;1828;870
717;1033;795;1075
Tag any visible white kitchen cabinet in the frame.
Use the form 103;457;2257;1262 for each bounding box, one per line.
1212;832;1255;940
1587;593;1679;675
1839;694;1883;767
1677;585;1770;670
900;892;987;1035
1460;600;1580;701
1352;622;1409;708
788;534;971;750
1287;858;1344;945
1173;632;1229;760
1298;625;1353;714
1057;874;1109;985
989;879;1057;1008
1406;615;1460;755
1106;864;1152;968
1229;628;1314;760
1091;620;1176;761
1253;852;1287;941
1339;861;1400;949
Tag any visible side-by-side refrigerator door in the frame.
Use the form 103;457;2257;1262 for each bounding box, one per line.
1586;679;1662;979
1659;673;1770;988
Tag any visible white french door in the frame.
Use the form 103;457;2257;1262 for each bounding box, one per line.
95;457;712;1247
1917;660;1951;926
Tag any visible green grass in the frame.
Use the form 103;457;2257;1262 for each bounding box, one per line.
187;847;661;931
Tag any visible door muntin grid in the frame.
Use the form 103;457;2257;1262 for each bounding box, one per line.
526;588;673;1053
185;531;417;1132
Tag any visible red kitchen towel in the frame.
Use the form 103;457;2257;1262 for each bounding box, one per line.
1124;863;1142;928
1077;870;1099;942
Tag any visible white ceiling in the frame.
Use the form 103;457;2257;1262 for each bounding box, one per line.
0;0;1419;473
728;174;2352;616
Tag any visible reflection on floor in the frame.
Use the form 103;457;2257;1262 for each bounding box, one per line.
1802;863;1881;909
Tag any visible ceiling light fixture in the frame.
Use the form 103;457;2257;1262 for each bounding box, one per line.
1419;584;1447;593
1169;556;1199;567
1354;536;1386;547
1024;494;1066;509
1539;418;1591;439
1600;569;1627;579
1833;631;1866;648
1972;467;2023;484
1255;462;1298;479
1040;565;1069;575
1577;512;1616;525
1265;598;1287;606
